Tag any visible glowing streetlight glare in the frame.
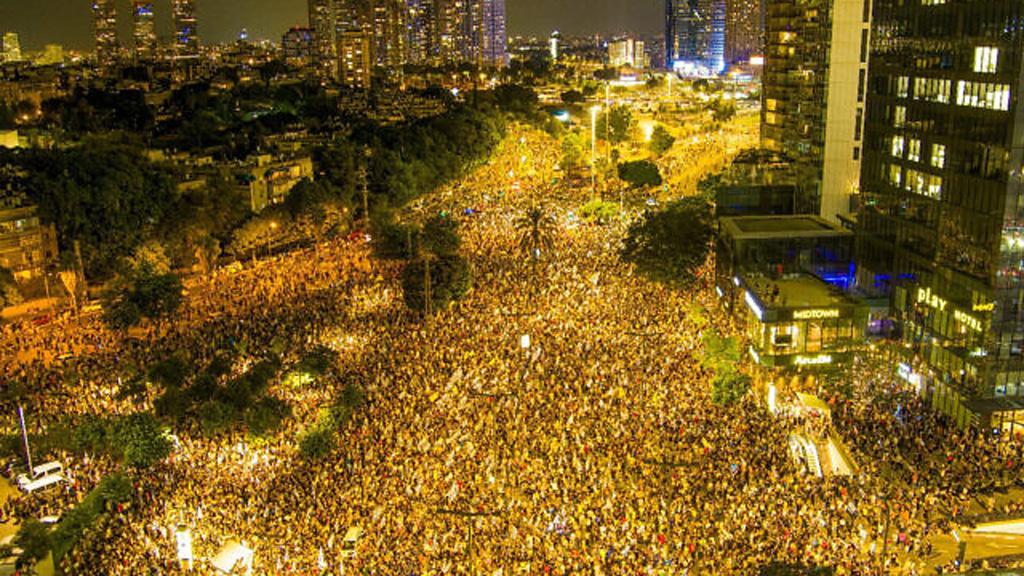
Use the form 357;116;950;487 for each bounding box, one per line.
590;106;600;196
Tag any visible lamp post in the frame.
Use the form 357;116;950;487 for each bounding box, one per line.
590;105;600;198
435;508;502;576
265;221;278;258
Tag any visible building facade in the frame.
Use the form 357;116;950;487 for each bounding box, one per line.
133;1;157;61
479;0;507;67
608;38;647;69
665;0;725;74
309;0;337;77
761;0;870;222
93;0;119;66
725;0;762;66
856;0;1024;428
338;30;372;89
1;33;22;64
406;0;439;65
172;0;200;59
0;192;58;282
283;27;316;65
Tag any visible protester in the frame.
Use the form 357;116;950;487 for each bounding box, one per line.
0;125;1017;575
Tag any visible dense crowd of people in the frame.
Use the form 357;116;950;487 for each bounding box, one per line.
0;124;1021;574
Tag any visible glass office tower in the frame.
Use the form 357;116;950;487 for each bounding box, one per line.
857;0;1024;427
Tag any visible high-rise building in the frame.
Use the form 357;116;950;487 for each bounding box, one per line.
609;38;646;69
172;0;199;58
761;0;869;221
437;0;505;67
133;1;157;61
338;29;372;89
370;0;407;68
856;0;1024;428
1;33;22;63
725;0;761;66
479;0;507;67
92;0;119;65
406;0;439;65
309;0;336;77
550;30;560;63
34;44;64;66
665;0;725;74
283;27;316;64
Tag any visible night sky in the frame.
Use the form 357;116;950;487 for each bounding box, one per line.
0;0;663;52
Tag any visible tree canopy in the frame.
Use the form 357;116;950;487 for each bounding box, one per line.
621;197;714;287
9;140;179;279
618;160;663;188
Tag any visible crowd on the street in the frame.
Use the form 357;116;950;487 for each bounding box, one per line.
0;124;1021;575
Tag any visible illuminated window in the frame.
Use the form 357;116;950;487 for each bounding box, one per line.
894;105;906;127
956;81;1011;111
906;169;926;194
914;77;951;103
927;175;943;199
889;164;902;187
891;135;905;157
896;76;909;98
931;144;946;168
974;46;999;74
908;139;921;162
922;0;946;5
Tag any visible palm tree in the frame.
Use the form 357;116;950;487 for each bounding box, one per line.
515;205;557;262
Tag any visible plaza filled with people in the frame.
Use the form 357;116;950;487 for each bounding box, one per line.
0;123;1021;574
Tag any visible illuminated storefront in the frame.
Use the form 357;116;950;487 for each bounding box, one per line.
741;273;867;371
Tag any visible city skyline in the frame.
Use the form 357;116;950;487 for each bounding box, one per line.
0;0;663;52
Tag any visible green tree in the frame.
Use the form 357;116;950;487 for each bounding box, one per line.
621;197;714;286
515;205;557;261
596;105;635;143
126;240;172;275
560;132;585;177
17;140;178;279
711;98;737;122
0;266;22;308
14;518;51;566
422;215;461;256
579;199;620;225
560;89;585;104
649;125;676;155
401;254;471;314
298;417;336;461
113;412;173;469
103;263;183;330
618;160;663;188
701;329;742;373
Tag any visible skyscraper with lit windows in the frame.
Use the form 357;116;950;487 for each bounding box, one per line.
172;0;199;58
479;0;507;67
665;0;725;74
93;0;119;65
309;0;336;77
725;0;761;66
761;0;869;220
856;0;1024;428
338;29;372;89
133;1;157;61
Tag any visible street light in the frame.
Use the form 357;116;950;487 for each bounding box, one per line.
590;105;600;197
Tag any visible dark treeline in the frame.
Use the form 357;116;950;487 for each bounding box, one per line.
0;83;544;283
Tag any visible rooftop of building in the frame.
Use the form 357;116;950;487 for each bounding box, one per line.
744;272;854;310
721;215;853;241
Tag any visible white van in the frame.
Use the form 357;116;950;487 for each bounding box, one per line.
19;473;64;494
340;526;363;559
16;461;63;487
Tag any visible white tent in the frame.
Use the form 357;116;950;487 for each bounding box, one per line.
211;540;254;575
